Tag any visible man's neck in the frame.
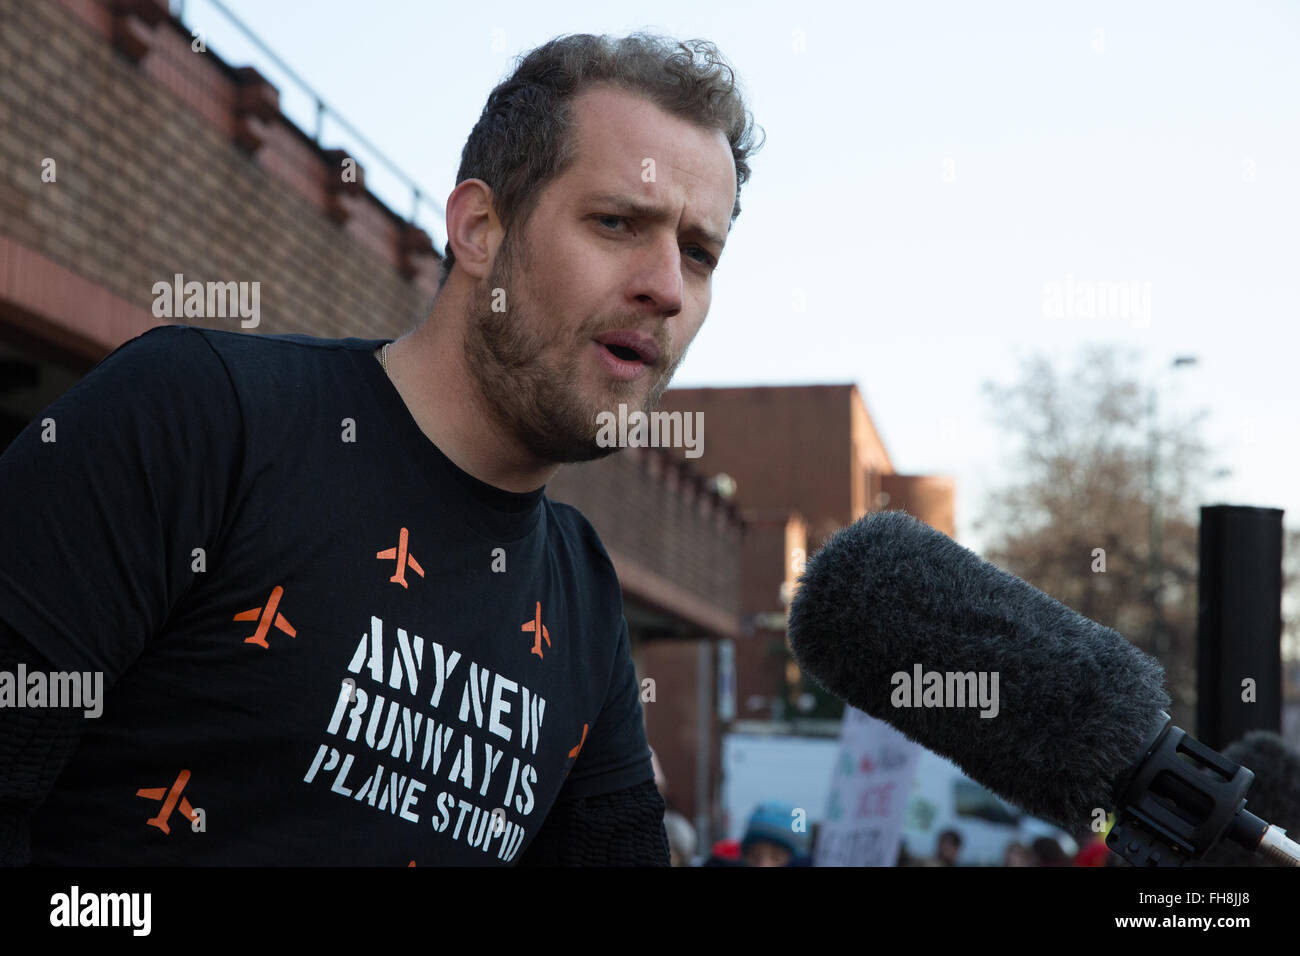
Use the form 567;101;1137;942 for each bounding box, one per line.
377;298;559;495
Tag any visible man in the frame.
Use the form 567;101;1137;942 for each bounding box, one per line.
0;32;760;865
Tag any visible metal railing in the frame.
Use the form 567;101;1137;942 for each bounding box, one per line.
170;0;446;241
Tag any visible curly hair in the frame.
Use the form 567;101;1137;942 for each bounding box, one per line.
439;32;763;285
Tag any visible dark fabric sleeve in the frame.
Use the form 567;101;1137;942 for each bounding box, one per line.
552;615;655;801
0;616;88;866
0;325;240;865
514;777;670;866
0;324;240;676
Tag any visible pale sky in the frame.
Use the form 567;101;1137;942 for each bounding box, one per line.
182;0;1300;556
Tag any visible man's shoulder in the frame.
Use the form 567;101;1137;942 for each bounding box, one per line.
106;324;380;375
177;325;383;367
135;325;386;413
186;326;383;352
52;324;234;415
544;498;615;574
83;326;390;462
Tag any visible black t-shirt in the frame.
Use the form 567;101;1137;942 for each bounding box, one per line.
0;325;653;864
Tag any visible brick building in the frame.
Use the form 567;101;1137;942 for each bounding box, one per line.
650;387;954;841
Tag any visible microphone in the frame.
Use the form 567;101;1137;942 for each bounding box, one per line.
787;509;1299;867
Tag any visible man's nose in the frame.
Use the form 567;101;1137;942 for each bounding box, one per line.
630;236;683;317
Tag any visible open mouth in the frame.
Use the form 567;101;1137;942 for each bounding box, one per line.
603;343;643;363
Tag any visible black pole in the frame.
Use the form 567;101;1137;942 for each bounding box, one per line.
1196;504;1284;750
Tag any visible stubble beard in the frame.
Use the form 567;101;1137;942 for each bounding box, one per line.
462;237;678;465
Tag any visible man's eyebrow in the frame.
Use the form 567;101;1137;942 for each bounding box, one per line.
587;193;727;251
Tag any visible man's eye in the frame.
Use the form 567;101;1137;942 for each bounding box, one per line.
685;247;717;268
595;216;715;269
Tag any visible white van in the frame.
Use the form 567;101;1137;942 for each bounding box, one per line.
899;748;1077;865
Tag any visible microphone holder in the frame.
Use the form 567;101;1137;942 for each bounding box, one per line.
1106;712;1300;867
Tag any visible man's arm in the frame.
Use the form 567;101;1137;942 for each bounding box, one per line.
512;600;668;866
0;617;86;865
514;777;670;866
0;325;241;864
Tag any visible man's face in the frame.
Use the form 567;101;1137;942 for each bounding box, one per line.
462;83;737;464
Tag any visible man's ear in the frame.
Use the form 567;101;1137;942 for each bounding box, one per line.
444;179;504;282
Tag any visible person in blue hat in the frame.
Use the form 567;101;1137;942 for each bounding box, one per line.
741;801;811;866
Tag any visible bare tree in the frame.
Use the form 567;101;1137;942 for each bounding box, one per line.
973;345;1220;732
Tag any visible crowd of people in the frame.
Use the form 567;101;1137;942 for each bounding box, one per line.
652;751;1122;867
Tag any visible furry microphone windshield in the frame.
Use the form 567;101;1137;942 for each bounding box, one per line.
787;509;1171;829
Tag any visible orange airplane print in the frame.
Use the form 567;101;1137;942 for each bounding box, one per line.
377;527;425;588
521;601;551;659
568;723;589;759
233;585;296;648
136;770;199;835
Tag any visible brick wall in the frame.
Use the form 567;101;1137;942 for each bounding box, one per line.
0;0;439;357
656;385;861;551
548;446;744;626
880;473;957;538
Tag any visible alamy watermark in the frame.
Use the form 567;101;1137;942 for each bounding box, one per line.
0;664;103;718
50;886;150;936
595;404;703;459
891;664;999;718
1041;274;1151;328
151;272;260;328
